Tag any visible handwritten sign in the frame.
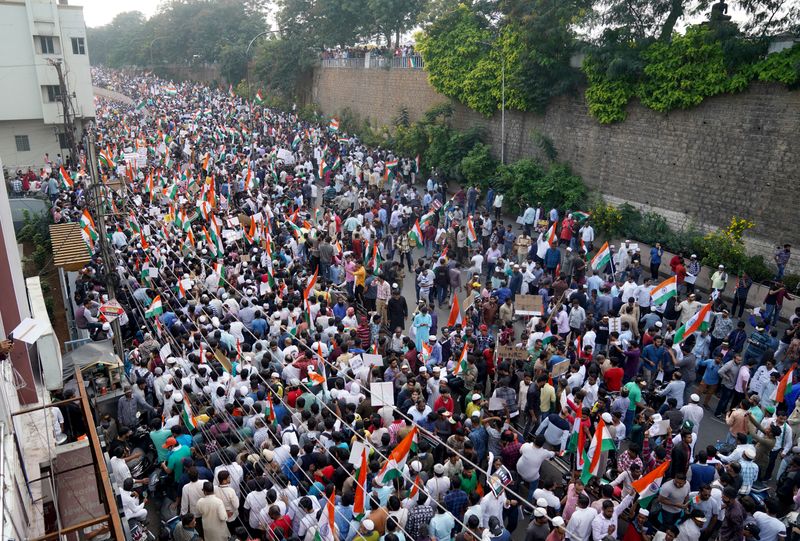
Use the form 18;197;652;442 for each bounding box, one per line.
496;345;530;361
515;295;544;316
363;354;383;367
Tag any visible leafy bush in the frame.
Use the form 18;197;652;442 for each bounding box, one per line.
589;203;625;238
459;144;498;188
700;217;755;272
17;210;52;270
495;159;586;212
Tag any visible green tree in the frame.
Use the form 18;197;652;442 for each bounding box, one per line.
367;0;429;47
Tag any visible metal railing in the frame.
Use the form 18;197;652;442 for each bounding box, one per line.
320;54;424;70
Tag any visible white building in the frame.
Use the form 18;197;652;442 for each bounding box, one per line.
0;0;95;172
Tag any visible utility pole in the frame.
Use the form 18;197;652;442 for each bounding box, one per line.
84;129;126;363
49;59;79;165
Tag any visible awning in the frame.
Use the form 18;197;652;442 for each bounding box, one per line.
49;223;92;271
61;339;121;382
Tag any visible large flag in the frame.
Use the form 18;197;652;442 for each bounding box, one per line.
650;276;677;305
254;89;265;105
303;268;318;310
181;402;197;430
673;303;713;343
374;426;419;485
314;489;336;541
353;448;368;520
581;418;615;482
59;166;73;189
98;147;115;169
80;210;98;241
447;295;463;327
566;416;586;470
546;222;557;246
590;241;611;271
452;342;468;376
145;295;163;318
408;219;423;246
466;216;478;246
776;364;797;403
328;118;339;132
632;460;671;508
384;159;398;182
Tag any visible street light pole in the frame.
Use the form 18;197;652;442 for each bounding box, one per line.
244;30;277;172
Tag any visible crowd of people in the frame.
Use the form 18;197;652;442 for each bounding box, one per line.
46;66;800;541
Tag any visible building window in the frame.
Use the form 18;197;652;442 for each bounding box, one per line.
37;35;56;55
57;133;69;150
44;85;62;102
71;37;85;55
15;136;30;152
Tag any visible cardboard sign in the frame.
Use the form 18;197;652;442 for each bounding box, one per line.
550;360;570;378
363;354;383;367
370;382;394;407
10;318;50;345
515;295;544;316
159;343;172;362
496;345;530;361
215;348;232;373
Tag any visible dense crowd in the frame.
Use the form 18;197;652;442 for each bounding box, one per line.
44;66;800;541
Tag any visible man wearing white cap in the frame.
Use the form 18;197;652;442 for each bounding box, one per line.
425;463;450;506
681;394;704;434
524;507;551;540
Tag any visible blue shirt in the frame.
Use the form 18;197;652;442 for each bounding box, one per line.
698;358;722;385
650;247;662;265
469;426;488;463
641;344;669;372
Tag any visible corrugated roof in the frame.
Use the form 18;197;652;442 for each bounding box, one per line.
49;223;91;271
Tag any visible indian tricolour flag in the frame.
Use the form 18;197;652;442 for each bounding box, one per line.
452;342;468;376
374;426;419;485
581;418;615;483
566;416;586;469
181;402;197;430
466;216;478;246
590;241;611;271
145;295;163;318
546;222;557;246
328;118;339;132
163;84;177;95
353;448;368;520
59;166;73;189
650;276;677;305
632;459;670;508
254;89;265;105
447;295;462;327
314;490;336;541
408;219;423;246
673;302;712;343
80;210;98;241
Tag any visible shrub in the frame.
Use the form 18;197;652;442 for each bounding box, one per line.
459;143;498;188
495;159;586;213
589;203;625;238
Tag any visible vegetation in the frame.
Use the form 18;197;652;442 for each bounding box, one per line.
417;2;800;122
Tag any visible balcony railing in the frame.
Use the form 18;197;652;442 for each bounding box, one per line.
320;54;424;70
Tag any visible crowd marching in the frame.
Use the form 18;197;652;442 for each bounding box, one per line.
37;66;800;541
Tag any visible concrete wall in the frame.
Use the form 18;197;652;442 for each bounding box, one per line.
0;118;69;171
310;67;800;271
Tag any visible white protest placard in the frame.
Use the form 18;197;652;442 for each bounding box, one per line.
226;218;240;229
488;397;506;411
608;317;622;334
10;318;51;344
348;441;367;467
649;420;670;437
159;343;171;362
349;354;364;371
370;382;394;407
363;354;383;367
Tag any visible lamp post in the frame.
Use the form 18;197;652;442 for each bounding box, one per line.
244;29;278;187
479;41;505;165
149;37;166;68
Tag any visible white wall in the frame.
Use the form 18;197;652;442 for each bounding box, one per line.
0;0;94;169
0;119;64;171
